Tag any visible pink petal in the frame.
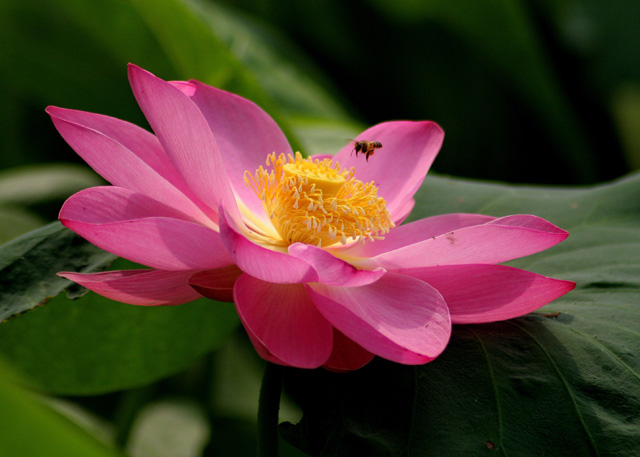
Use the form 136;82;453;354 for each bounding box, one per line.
358;214;569;269
486;214;568;233
188;265;243;303
242;323;292;367
58;269;202;306
47;107;214;225
400;264;576;324
288;243;385;287
234;274;333;368
333;121;444;222
169;81;196;97
47;107;184;189
60;186;199;224
339;213;495;258
61;195;233;270
310;154;333;161
176;80;293;223
127;65;241;225
392;197;415;225
322;329;375;372
218;209;318;284
308;273;451;365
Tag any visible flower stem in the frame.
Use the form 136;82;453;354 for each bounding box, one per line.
257;362;283;457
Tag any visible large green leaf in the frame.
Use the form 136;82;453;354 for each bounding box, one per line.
0;222;116;323
0;257;239;395
282;173;640;456
0;222;240;394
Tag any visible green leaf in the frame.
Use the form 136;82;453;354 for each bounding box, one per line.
0;269;239;394
283;173;640;456
0;356;121;457
0;222;116;323
0;198;239;398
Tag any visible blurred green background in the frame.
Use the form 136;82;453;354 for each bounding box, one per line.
1;0;639;456
2;1;640;219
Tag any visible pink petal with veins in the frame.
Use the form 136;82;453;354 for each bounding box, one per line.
322;329;375;372
340;213;495;257
308;273;451;364
176;80;293;224
218;209;318;284
47;107;214;225
63;218;231;271
60;186;232;270
358;215;568;269
60;186;199;224
401;264;576;324
188;265;243;303
128;64;241;226
242;323;292;367
58;269;202;306
47;107;186;191
234;274;333;368
334;121;444;223
288;243;385;287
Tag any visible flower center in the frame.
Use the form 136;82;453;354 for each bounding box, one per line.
244;152;393;247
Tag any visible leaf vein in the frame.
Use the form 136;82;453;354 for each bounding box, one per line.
565;326;640;383
507;321;601;457
469;329;509;457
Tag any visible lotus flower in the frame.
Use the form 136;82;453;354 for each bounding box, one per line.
47;65;575;371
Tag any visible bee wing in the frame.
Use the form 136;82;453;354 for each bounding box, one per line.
346;139;358;156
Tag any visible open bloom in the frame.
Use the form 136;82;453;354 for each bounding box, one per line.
48;65;575;371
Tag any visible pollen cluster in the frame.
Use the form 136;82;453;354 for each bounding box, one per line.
244;152;393;247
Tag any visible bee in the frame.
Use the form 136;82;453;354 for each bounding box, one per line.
349;140;383;162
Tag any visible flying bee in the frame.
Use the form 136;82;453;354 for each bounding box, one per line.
349;140;383;162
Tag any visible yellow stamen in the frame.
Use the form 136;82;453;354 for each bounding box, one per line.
244;152;393;248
